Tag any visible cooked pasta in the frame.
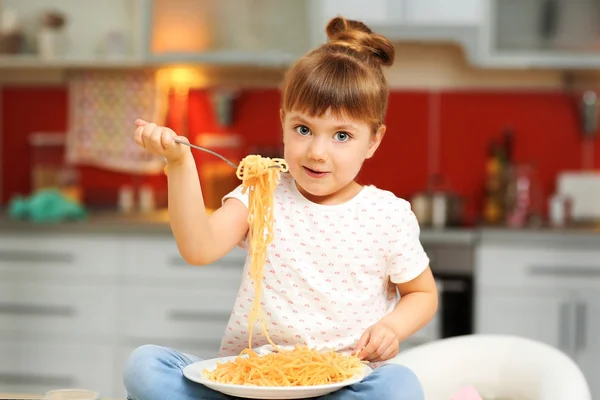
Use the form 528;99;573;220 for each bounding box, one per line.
206;345;364;387
235;155;288;350
203;155;365;387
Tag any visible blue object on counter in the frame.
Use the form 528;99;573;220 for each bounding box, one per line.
8;188;87;223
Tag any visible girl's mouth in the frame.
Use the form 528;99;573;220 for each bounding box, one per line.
303;166;329;178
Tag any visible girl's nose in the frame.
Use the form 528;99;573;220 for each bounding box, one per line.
307;137;328;162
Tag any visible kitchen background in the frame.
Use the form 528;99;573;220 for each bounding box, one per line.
1;0;599;399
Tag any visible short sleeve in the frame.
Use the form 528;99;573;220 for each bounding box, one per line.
221;184;250;249
222;184;249;208
388;200;430;284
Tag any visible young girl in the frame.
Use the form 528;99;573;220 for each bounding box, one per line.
124;16;438;400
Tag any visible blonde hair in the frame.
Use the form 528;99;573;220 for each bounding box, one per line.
281;16;395;132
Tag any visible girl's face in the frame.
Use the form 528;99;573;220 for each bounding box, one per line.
281;108;385;205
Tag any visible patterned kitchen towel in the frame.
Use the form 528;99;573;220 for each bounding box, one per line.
66;70;169;174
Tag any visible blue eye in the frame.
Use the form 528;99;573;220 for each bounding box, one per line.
335;131;350;142
295;125;311;136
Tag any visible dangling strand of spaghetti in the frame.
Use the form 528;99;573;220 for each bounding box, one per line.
235;155;288;350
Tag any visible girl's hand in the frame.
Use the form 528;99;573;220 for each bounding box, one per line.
134;119;190;163
355;321;400;362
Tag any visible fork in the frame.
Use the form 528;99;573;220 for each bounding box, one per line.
173;138;281;169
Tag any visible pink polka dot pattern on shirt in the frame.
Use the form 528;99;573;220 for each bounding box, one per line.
219;173;429;357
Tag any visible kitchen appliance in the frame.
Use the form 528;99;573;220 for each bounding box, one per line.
430;243;474;339
411;175;465;229
556;171;600;222
412;192;464;228
405;241;474;350
29;132;82;203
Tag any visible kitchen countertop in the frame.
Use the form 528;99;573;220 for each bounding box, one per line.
478;225;600;246
0;210;173;235
0;210;480;243
1;210;599;244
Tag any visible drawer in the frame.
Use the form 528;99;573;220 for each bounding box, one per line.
121;286;237;341
122;237;246;289
0;282;119;338
0;340;115;397
0;234;121;279
476;243;600;289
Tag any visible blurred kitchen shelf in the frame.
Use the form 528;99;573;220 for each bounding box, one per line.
0;54;147;69
147;50;298;68
0;52;296;70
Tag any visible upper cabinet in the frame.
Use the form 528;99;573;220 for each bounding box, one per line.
0;0;146;68
308;0;484;64
404;0;482;25
5;0;600;70
0;0;486;69
144;0;311;67
480;0;600;69
308;0;482;27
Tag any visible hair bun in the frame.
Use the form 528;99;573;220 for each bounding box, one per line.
325;16;395;67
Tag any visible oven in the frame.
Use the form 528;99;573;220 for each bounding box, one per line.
401;234;476;350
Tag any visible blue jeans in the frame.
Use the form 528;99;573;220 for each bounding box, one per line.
123;345;424;400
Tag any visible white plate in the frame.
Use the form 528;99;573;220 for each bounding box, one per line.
183;355;373;399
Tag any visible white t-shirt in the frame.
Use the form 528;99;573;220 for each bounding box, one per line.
219;172;429;358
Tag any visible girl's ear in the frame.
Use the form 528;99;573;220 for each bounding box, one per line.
366;124;386;159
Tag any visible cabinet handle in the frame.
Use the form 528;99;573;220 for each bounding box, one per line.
575;302;587;351
529;266;600;278
167;310;230;322
0;372;75;386
0;303;75;317
0;250;73;263
558;302;570;352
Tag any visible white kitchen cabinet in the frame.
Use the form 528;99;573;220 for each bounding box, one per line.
475;236;600;400
121;236;245;289
144;0;310;67
0;229;246;398
573;290;600;400
0;0;146;68
312;0;391;23
311;0;482;25
405;0;482;25
121;286;236;342
476;287;574;354
0;282;120;340
0;233;122;281
0;340;115;396
308;0;484;63
318;0;483;25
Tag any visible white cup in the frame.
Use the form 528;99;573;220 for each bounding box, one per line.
37;28;67;59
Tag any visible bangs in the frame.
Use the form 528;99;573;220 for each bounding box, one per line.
281;53;386;128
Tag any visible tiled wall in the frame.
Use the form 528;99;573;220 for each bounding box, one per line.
3;85;598;224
